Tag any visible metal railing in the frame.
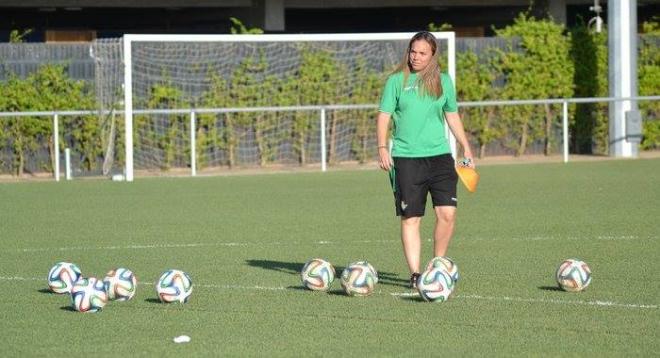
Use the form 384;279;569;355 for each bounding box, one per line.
1;95;658;181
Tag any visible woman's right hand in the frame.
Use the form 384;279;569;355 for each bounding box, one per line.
378;147;392;171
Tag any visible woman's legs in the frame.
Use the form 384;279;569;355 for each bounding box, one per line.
400;216;422;274
433;206;456;257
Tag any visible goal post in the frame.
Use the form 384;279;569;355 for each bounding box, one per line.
121;32;456;181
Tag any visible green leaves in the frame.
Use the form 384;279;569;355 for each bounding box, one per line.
0;64;96;175
639;20;660;150
457;51;502;158
493;13;575;155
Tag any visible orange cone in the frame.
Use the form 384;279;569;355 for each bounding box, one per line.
456;166;480;193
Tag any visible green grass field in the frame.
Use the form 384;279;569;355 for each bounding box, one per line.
1;158;658;356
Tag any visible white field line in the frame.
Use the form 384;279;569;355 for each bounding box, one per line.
388;292;658;309
139;281;286;291
452;294;659;310
0;276;42;281
2;275;656;310
5;235;653;253
15;242;249;253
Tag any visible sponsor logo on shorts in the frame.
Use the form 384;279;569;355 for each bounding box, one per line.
401;201;408;210
451;197;457;202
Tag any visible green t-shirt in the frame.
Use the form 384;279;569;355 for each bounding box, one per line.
378;72;458;157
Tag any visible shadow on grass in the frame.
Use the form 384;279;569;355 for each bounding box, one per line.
246;259;408;288
145;298;163;304
538;286;563;292
59;305;77;312
245;259;304;275
38;288;57;295
377;273;408;288
396;294;424;303
326;289;348;296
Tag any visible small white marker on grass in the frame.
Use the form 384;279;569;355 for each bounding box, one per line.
173;335;191;344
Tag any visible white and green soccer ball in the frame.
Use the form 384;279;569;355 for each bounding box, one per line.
71;277;108;313
103;268;137;301
340;261;377;297
353;260;378;284
47;262;82;294
301;258;335;291
417;267;455;302
425;256;459;283
156;269;193;303
556;259;592;292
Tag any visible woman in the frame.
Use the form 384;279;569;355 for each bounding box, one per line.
376;31;475;288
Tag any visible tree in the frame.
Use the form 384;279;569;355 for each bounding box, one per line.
456;50;501;158
570;21;608;154
0;65;95;176
638;20;660;150
494;13;574;156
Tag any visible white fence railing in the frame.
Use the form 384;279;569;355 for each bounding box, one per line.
1;96;658;181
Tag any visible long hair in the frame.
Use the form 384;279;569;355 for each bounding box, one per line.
393;31;442;98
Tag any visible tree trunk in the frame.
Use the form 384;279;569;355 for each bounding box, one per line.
543;103;553;156
225;114;235;168
517;122;528;157
328;111;337;165
299;128;306;165
48;135;55;178
361;133;368;164
479;107;496;159
255;115;265;166
18;147;24;176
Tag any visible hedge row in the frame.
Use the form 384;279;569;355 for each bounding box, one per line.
0;14;658;176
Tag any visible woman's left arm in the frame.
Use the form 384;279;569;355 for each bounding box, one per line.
445;112;475;168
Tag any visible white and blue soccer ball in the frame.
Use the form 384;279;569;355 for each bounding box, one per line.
425;256;459;283
156;269;193;303
47;262;82;294
340;261;377;297
556;259;592;292
417;267;455;302
103;268;137;301
71;277;108;313
301;258;335;291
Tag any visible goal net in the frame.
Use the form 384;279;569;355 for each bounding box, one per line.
96;33;455;180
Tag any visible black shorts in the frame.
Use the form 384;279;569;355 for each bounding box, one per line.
391;154;458;217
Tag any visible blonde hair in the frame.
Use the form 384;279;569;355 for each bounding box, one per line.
393;31;442;98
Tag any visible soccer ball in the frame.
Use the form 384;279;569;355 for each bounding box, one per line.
301;258;335;291
417;267;455;302
425;256;459;283
47;262;82;294
340;262;377;297
156;269;193;303
71;277;108;313
103;268;137;301
556;259;592;292
353;260;378;284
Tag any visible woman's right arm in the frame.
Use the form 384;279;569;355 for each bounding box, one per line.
377;111;392;171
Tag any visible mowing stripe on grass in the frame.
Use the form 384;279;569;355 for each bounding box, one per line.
5;275;656;310
5;235;651;253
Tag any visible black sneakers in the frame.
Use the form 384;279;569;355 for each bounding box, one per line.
409;272;421;289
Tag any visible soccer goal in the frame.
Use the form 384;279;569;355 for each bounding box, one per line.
99;32;455;181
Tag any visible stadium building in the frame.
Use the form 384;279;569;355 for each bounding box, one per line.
0;0;658;41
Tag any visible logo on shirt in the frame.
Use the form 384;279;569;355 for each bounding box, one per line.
403;85;418;92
